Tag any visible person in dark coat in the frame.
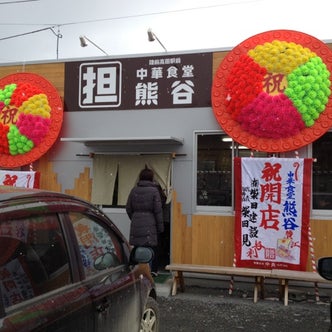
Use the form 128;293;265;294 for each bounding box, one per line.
126;167;164;276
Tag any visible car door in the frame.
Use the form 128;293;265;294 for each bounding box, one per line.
0;213;94;332
68;211;143;331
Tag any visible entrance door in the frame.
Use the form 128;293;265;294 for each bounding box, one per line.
91;154;173;271
158;199;171;270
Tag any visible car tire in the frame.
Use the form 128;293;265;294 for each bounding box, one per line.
140;297;159;332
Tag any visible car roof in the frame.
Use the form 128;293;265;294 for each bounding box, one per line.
0;185;97;218
0;185;84;203
0;185;127;241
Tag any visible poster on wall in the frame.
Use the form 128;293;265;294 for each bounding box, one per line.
234;157;313;271
0;170;40;188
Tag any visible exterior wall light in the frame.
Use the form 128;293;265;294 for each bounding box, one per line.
147;28;167;52
79;35;109;56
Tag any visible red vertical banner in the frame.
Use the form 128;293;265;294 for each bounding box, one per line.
234;157;312;271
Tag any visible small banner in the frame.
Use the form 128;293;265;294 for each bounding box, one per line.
0;170;40;188
234;157;313;271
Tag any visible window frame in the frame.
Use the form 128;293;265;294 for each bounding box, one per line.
193;130;234;215
194;130;332;218
310;130;332;219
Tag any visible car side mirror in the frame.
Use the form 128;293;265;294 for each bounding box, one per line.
317;257;332;281
130;247;154;265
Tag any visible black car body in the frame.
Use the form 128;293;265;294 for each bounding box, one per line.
0;185;158;331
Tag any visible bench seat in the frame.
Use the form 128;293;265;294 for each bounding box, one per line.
165;263;271;303
270;269;329;305
165;263;331;305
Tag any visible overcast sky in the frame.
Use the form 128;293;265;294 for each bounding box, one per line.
0;0;331;64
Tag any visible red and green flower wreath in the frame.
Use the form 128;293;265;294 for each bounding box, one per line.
212;30;332;152
0;73;63;168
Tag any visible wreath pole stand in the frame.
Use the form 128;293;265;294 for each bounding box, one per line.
228;253;237;295
308;224;320;302
228;151;255;296
295;150;320;302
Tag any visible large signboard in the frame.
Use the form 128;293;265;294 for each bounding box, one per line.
64;53;212;111
234;157;312;271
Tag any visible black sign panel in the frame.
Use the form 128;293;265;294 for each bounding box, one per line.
64;53;212;111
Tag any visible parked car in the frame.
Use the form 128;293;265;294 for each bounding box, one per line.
0;185;159;332
317;257;332;332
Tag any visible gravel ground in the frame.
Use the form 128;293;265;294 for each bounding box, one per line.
157;278;332;332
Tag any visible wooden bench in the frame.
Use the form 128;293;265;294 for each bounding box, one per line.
165;263;331;306
270;269;330;306
165;263;271;303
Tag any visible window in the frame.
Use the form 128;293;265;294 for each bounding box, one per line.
197;133;233;207
69;212;124;277
0;215;70;307
196;131;332;212
196;132;268;208
312;131;332;210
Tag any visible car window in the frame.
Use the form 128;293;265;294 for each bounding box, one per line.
0;214;71;308
68;212;124;277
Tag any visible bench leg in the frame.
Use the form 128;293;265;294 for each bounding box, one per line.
171;271;185;296
171;276;177;296
178;271;185;292
284;280;289;306
254;277;259;303
278;279;288;306
253;276;265;303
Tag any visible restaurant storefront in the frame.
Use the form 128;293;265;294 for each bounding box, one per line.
0;29;331;271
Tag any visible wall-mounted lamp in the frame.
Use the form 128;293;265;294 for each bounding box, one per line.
79;35;109;56
147;28;167;52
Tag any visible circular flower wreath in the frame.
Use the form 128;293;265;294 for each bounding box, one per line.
0;82;51;155
226;40;331;139
212;30;332;152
